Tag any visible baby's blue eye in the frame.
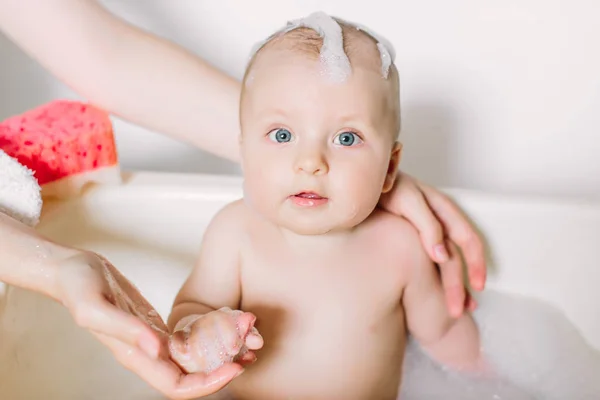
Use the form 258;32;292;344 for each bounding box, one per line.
268;128;293;143
334;132;362;146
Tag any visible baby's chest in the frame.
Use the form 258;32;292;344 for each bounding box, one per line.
245;247;401;305
239;249;406;341
234;251;408;398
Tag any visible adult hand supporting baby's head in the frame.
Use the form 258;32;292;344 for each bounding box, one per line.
378;171;487;318
53;250;242;399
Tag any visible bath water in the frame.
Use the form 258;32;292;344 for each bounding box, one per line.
400;290;600;399
1;241;598;399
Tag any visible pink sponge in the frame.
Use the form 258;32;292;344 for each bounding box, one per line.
0;100;121;198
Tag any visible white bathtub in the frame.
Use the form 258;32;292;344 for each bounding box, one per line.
1;172;599;399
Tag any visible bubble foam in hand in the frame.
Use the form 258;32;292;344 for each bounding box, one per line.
169;307;263;374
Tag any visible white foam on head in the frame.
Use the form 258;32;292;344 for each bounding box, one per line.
335;17;396;78
248;11;396;82
288;12;351;83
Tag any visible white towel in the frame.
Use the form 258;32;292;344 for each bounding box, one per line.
0;149;42;227
0;150;42;297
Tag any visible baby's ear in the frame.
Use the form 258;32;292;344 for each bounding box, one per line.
382;142;402;193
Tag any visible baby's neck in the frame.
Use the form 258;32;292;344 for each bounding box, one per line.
278;225;357;254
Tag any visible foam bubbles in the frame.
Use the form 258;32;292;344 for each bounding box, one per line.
248;11;396;82
399;290;600;399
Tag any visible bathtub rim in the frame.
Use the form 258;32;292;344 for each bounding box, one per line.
40;170;600;214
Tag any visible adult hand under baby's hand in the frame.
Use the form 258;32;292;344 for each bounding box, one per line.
53;250;243;399
169;307;264;374
379;171;487;318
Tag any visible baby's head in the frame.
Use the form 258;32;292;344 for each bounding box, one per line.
239;12;401;235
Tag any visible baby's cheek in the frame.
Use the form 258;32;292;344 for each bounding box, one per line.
243;172;282;216
335;173;381;224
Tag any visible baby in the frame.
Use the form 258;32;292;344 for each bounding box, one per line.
167;12;483;400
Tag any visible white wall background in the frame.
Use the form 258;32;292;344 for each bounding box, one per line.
1;0;599;199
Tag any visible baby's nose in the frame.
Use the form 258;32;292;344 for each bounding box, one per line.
294;150;329;175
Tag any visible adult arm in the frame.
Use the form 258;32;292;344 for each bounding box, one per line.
379;172;487;316
0;0;242;162
0;212;241;399
0;0;486;316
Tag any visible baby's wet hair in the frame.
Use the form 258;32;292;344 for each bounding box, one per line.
241;18;401;138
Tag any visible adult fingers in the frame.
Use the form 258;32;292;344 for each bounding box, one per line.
73;295;162;359
466;293;478;312
101;259;170;333
393;179;449;264
420;184;487;291
96;333;242;400
437;240;467;318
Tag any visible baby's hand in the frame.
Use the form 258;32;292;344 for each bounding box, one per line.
168;307;263;374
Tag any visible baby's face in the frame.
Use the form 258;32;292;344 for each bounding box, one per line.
240;47;400;235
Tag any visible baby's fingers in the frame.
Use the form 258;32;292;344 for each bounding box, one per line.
235;312;257;338
213;315;245;356
244;327;264;350
234;312;263;350
236;350;257;366
168;331;192;370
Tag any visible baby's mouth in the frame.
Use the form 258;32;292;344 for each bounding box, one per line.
294;192;325;200
290;191;328;207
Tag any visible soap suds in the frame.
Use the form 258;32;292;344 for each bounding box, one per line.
169;307;259;374
286;12;351;83
249;11;396;81
400;290;600;399
335;17;396;78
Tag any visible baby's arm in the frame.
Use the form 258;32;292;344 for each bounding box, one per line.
168;202;244;326
402;242;483;371
167;201;262;373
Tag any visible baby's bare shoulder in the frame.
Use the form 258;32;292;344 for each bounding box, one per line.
364;209;422;245
205;199;253;237
361;209;427;262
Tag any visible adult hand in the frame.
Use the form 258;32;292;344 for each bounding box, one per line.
379;172;487;317
54;250;242;399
